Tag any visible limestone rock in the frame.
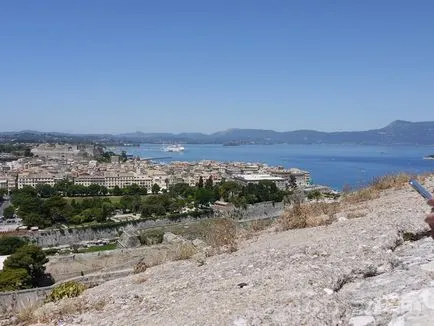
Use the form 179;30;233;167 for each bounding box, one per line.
25;176;434;326
162;232;185;244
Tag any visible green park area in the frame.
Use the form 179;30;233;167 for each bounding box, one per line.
5;177;290;229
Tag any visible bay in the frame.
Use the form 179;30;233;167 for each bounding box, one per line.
117;144;434;191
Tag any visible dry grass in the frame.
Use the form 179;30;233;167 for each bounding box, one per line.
279;202;341;231
343;187;380;204
343;173;420;204
249;219;272;232
15;304;40;325
15;297;107;325
346;211;368;219
204;218;238;253
371;173;415;191
172;242;198;260
133;258;148;274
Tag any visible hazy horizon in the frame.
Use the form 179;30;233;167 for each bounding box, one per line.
0;119;428;135
1;1;433;133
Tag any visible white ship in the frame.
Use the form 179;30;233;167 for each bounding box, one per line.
161;144;185;152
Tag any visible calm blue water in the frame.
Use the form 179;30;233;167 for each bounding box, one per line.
116;144;434;191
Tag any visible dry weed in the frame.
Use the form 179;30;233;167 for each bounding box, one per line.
92;299;107;311
15;304;40;325
343;187;379;204
343;173;424;205
249;219;271;232
172;243;198;260
22;297;108;325
371;173;414;191
133;258;148;274
205;218;238;253
279;202;340;231
346;211;368;219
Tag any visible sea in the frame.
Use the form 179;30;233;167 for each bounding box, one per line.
115;144;434;191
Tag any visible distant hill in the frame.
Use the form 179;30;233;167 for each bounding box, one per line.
1;120;434;145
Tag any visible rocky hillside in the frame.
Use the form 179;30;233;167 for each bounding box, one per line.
18;178;434;325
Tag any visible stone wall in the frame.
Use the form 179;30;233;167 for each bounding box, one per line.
26;202;285;247
216;201;285;221
28;216;211;247
0;269;132;314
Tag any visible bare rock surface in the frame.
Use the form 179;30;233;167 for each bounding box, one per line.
29;180;434;325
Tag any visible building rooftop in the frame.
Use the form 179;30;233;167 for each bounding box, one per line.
234;174;285;181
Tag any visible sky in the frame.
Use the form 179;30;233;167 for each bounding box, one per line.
0;0;433;134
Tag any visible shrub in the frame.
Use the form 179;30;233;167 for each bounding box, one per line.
139;229;164;246
205;218;238;252
172;243;198;260
344;173;418;204
43;248;60;256
45;281;86;302
343;187;379;204
279;202;340;231
0;268;32;292
133;258;148;274
0;236;27;255
4;244;49;287
371;173;413;190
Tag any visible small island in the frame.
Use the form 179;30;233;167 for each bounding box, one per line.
423;155;434;160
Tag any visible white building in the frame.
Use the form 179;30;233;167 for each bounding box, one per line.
232;174;286;190
17;174;56;189
74;175;105;187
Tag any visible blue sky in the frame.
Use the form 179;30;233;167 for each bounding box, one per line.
1;0;433;134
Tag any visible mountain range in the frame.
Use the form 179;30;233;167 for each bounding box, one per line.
1;120;434;145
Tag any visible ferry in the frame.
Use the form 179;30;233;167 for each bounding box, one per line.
161;144;185;152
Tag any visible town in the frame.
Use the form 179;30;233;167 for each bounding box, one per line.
0;143;334;232
0;143;313;193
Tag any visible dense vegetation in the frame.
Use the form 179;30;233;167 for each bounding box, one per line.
0;236;27;255
0;242;52;292
7;177;287;229
0;143;33;157
97;150;128;163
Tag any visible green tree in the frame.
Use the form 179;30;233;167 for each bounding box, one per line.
0;268;32;292
23;147;33;157
4;244;49;287
120;151;128;162
35;184;55;198
87;184;101;196
197;176;204;188
112;185;122;196
194;188;215;206
54;179;74;196
218;181;242;201
152;183;161;194
0;237;27;255
3;205;15;219
44;196;69;224
307;190;322;201
0;189;7;198
205;176;213;190
100;186;109;196
22;213;49;228
169;183;194;198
